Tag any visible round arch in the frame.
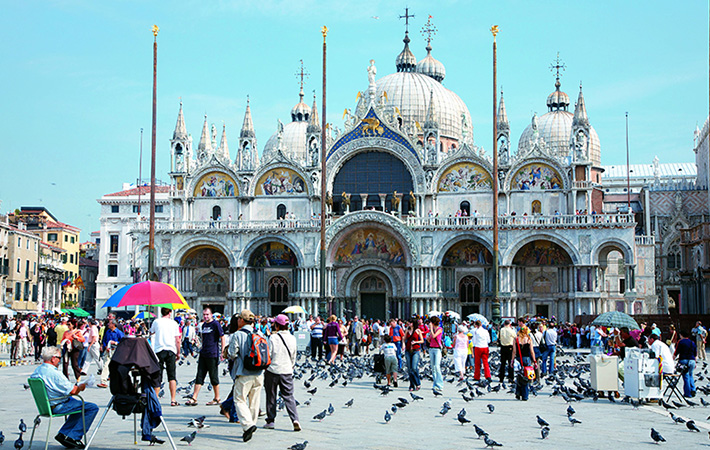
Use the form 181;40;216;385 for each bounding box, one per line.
171;239;235;267
504;157;569;192
502;233;580;266
591;238;635;265
435;234;494;267
340;263;401;298
187;167;241;198
328;223;410;268
249;162;313;197
326;140;427;194
239;235;306;267
434;159;494;193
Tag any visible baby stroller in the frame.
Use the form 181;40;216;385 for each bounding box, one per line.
85;338;177;449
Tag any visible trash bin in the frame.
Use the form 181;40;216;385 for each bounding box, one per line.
295;330;310;352
589;354;619;392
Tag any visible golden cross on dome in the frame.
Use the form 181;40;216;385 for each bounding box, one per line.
295;59;310;91
421;15;437;45
550;52;566;80
399;7;415;33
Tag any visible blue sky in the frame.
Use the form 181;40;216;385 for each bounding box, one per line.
0;0;708;239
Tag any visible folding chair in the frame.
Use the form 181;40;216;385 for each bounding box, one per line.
27;378;86;450
663;374;687;404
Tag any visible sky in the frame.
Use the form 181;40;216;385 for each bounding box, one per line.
0;0;708;239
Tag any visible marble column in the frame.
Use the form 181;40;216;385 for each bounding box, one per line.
360;193;368;211
395;193;403;216
379;194;387;211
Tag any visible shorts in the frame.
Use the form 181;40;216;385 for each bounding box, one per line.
195;355;220;386
384;356;398;375
327;337;339;346
156;350;177;382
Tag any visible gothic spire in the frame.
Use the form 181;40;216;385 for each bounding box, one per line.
198;114;211;152
240;97;255;139
219;123;229;160
307;91;321;133
497;90;509;131
424;89;438;128
173;101;188;140
572;83;589;127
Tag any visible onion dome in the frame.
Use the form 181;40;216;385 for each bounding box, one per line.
416;43;446;82
290;87;311;122
395;32;417;72
546;79;570;112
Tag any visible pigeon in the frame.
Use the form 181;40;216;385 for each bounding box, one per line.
410;393;423;401
313;410;327;422
483;435;503;447
456;411;470;425
650;428;666;443
17;422;25;434
287;441;308;450
397;397;409;405
327;403;335;415
686;420;700;432
541;427;550;440
181;431;197;446
672;401;685;409
304;381;311;389
384;410;391;424
567;405;576;416
306;387;318;396
344;398;354;408
0;431;5;445
537;416;550;428
474;424;488;439
22;384;29;391
439;405;450;416
13;434;22;450
303;399;312;407
686;399;699;407
487;404;495;414
701;398;710;407
187;418;209;429
670;413;686;424
660;400;676;410
432;390;443;397
568;415;582;426
630;399;641;410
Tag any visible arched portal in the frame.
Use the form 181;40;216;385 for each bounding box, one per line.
332;151;414;213
180;246;230;313
268;276;289;316
459;275;481;315
247;241;298;316
358;273;389;320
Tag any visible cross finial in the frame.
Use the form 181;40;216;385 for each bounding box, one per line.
550;52;566;81
399;7;415;33
295;59;310;91
421;15;436;46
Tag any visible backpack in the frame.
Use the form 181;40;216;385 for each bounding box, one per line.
240;329;271;371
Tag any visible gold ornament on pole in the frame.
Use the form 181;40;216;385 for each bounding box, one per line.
152;25;159;37
490;25;499;38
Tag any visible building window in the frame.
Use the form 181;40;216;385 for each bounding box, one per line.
459;201;470;216
277;204;287;220
107;264;118;277
17;237;20;248
65;235;68;242
109;235;119;253
17;258;21;273
212;206;221;221
133;205;140;213
70;254;74;264
111;205;119;213
25;260;29;278
14;282;20;301
155;205;164;213
26;239;29;249
48;233;58;242
268;276;289;304
459;276;481;303
33;262;36;274
70;236;75;244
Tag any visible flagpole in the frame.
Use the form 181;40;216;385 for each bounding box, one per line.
625;112;630;211
148;25;159;282
491;25;501;325
137;128;143;217
319;26;328;317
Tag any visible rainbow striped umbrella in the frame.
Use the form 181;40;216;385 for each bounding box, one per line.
133;311;156;320
102;281;188;309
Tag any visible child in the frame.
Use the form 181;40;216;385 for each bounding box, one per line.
381;335;399;387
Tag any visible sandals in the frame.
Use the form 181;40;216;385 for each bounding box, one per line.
170;401;180;407
185;398;198;406
206;399;221;406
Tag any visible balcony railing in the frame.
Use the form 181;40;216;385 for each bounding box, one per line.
681;223;710;245
635;235;655;246
132;219;330;232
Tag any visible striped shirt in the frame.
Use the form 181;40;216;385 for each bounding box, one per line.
311;323;324;339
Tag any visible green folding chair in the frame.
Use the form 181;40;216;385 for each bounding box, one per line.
27;377;86;450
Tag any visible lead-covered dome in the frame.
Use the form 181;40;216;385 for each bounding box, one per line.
375;71;471;141
518;81;601;166
263;88;311;165
416;44;446;82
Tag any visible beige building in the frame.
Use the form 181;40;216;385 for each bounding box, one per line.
0;215;12;305
9;207;81;307
7;224;40;311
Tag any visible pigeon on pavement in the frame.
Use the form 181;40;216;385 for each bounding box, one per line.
181;431;197;446
384;410;391;424
287;441;308;450
650;428;666;443
484;435;503;447
537;416;549;427
541;427;550;439
686;420;700;432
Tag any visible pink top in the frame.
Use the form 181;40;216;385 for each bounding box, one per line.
454;333;469;352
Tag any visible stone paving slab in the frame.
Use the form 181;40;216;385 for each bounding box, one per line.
1;351;710;449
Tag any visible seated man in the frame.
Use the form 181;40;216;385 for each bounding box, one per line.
648;331;675;375
31;346;99;449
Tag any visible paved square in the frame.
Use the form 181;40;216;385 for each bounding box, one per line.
2;350;709;449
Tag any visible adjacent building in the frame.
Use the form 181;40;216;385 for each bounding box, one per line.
7;224;41;311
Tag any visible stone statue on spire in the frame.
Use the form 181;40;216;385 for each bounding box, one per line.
368;59;377;102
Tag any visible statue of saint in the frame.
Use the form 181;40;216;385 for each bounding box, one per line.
391;191;400;210
341;192;351;209
409;190;417;212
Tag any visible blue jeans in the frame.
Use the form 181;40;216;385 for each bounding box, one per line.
540;346;556;375
429;348;443;392
394;341;403;370
405;350;421;389
52;397;99;441
678;359;696;397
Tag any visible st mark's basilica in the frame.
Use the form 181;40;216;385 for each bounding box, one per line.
122;21;656;321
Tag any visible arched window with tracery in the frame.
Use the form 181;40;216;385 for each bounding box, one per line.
667;241;682;270
269;276;289;304
459;276;481;303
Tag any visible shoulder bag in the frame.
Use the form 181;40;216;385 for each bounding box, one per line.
516;338;536;381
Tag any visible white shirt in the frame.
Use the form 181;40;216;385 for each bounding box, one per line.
472;327;491;348
150;317;181;354
267;330;297;375
651;339;675;374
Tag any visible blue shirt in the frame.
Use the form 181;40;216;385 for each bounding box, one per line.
31;363;75;407
102;327;125;350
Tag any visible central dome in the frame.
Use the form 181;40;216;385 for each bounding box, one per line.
374;71;472;141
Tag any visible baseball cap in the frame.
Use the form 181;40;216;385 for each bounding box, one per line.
275;314;290;326
239;309;255;322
